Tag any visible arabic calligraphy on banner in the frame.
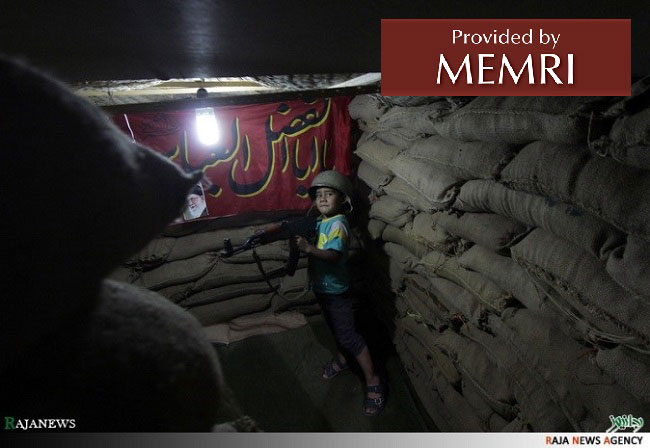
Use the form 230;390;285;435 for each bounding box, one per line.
113;97;353;219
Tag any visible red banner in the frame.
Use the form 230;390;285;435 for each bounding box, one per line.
382;19;630;96
113;97;352;220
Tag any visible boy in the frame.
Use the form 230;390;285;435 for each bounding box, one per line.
295;170;386;417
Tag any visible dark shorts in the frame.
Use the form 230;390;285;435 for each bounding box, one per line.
316;290;367;357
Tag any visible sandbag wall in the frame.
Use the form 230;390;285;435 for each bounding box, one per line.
109;220;363;343
351;86;650;431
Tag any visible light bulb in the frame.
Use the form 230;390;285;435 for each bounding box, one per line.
195;107;219;146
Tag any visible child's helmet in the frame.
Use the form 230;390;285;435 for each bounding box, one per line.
308;170;354;211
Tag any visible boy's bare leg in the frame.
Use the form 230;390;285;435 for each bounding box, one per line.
355;346;384;414
355;346;380;386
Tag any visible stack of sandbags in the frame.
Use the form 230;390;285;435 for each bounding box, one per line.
351;90;650;431
109;218;366;340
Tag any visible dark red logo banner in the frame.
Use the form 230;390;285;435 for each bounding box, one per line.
113;97;352;220
381;19;630;96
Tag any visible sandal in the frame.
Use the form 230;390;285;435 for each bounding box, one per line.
322;357;349;379
363;383;387;417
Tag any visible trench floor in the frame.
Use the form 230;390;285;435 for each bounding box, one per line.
214;313;432;432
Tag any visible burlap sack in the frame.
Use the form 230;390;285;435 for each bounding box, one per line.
357;160;392;192
383;177;442;212
382;225;430;258
491;309;649;431
453;180;625;260
603;108;650;170
458;245;545;311
367;219;387;240
408;272;483;326
370;128;423;150
418;251;512;314
501;141;650;241
180;281;278;308
125;237;176;268
395;318;484;431
383;242;418;290
377;102;453;134
187;292;274;326
459;324;572;431
510;229;650;345
434;329;517;420
354;139;402;174
605;235;650;297
192;259;291;293
596;346;650;404
368;195;414;228
398;285;447;330
388;153;463;208
348;94;389;129
408;135;519;180
432;210;528;252
433;96;598;144
393;323;453;431
461;379;509;431
138;252;218;291
404;213;459;253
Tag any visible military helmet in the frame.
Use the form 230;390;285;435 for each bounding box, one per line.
308;170;354;211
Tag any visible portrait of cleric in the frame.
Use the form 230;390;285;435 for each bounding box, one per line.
182;183;209;221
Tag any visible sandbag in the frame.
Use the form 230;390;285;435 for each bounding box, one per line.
459;324;572;431
409;273;483;326
368;128;423;150
383;177;442;212
348;94;389;129
434;329;517;419
593;107;650;171
357;160;392;192
458;245;545;311
398;285;448;330
408;136;519;180
393;323;453;431
605;235;650;297
169;225;260;261
418;251;512;314
596;346;650;404
395;319;484;431
383;242;418;290
461;379;510;431
433;96;598;144
125;237;176;268
404;213;459;253
511;229;650;345
432;210;528;252
369;195;414;228
187;293;274;326
382;225;430;258
192;259;290;293
491;309;650;431
180;281;278;308
453;180;625;260
501;141;650;241
203;311;308;345
388;153;463;209
377;102;453;134
354;139;402;174
138;252;218;291
367;219;387;240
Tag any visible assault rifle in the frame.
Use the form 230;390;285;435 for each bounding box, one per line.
220;215;317;276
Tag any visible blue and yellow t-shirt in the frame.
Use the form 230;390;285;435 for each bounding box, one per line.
309;214;350;294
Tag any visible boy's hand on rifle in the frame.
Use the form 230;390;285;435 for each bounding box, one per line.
294;235;312;254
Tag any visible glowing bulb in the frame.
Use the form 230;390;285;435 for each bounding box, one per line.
195;107;219;146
